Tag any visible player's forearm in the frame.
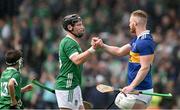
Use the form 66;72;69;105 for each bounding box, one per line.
21;84;32;93
130;66;150;88
21;87;26;93
21;87;28;93
103;44;130;57
73;49;94;65
8;85;16;100
103;44;122;56
8;82;17;105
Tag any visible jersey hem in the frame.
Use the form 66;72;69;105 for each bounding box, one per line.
55;85;79;90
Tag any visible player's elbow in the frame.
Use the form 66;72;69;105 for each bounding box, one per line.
70;55;83;65
71;58;82;65
116;52;123;57
116;48;128;57
73;60;82;65
141;65;150;71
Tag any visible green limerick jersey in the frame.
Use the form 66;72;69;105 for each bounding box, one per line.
0;67;22;109
55;35;83;90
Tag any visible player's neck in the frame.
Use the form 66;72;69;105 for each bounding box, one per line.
136;27;147;37
67;32;80;43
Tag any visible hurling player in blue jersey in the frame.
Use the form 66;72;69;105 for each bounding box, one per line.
92;10;155;109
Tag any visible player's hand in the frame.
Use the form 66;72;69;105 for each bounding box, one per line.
26;84;33;91
10;99;18;108
91;37;104;49
21;84;33;93
91;37;99;46
10;105;18;109
121;85;134;94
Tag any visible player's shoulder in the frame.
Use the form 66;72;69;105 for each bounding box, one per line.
60;37;68;44
60;37;77;45
1;69;20;78
139;34;153;41
137;34;154;44
9;69;20;76
11;71;21;79
136;36;155;51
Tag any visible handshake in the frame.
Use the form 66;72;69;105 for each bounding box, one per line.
91;37;104;50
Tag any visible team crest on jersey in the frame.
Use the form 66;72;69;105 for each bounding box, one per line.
132;43;136;50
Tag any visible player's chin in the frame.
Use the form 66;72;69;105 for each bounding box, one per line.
130;29;135;34
79;29;85;34
79;31;85;36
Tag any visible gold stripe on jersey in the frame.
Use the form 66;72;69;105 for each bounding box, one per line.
129;51;140;63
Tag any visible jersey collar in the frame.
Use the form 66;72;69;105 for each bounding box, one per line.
66;34;79;44
7;67;17;71
137;30;150;39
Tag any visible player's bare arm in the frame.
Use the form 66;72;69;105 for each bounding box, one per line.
92;38;131;56
130;54;154;88
122;54;154;93
69;50;93;65
21;84;33;93
8;79;17;106
70;38;101;65
103;44;131;57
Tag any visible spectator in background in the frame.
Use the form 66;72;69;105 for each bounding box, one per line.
0;18;12;47
40;71;57;109
20;18;32;61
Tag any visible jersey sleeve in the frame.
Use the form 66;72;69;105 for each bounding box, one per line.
137;40;155;56
11;73;21;86
129;38;137;46
63;41;79;58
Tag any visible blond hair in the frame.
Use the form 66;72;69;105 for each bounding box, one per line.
131;10;148;25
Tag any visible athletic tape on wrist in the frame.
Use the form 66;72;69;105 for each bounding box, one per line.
88;47;96;53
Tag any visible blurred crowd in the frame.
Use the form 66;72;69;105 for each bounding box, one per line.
0;0;180;109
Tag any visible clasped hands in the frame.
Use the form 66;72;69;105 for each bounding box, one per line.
91;37;104;49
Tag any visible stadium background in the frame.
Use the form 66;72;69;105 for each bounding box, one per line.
0;0;180;109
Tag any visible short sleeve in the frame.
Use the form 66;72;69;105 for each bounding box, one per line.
129;38;137;46
63;41;79;58
11;73;21;86
137;40;155;56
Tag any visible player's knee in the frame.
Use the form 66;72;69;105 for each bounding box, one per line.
115;93;136;109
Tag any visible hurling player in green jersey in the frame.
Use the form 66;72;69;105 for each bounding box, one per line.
0;50;33;109
55;14;100;110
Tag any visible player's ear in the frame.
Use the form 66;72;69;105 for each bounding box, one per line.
67;25;73;31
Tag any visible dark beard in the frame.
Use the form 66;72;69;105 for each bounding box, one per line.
76;33;84;38
70;32;84;38
71;28;84;38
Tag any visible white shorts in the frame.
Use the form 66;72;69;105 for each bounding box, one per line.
55;86;83;109
132;88;153;105
115;88;153;109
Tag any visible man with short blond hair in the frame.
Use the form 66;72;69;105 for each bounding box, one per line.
93;10;155;109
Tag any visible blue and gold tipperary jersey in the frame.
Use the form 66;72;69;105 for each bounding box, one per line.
128;30;155;90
